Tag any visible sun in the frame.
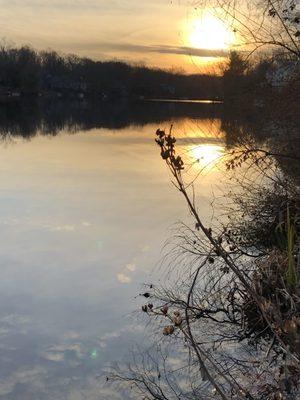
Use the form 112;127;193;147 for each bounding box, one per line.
187;12;234;50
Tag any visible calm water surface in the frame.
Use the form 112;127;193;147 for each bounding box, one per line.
0;105;226;399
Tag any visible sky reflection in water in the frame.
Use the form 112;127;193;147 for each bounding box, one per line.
0;119;225;399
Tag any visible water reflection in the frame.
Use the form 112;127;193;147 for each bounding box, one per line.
0;99;223;139
0;101;296;398
191;144;224;170
0;106;226;399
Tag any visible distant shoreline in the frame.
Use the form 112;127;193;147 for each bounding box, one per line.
0;93;223;105
0;91;224;104
145;98;223;104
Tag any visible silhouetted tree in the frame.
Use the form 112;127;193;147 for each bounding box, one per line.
222;51;250;98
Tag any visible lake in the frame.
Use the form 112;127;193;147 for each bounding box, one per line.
0;100;232;399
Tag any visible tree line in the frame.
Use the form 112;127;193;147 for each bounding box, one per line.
0;42;298;104
0;43;223;100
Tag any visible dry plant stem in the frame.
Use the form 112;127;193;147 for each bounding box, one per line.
182;257;230;400
161;135;299;365
182;256;249;400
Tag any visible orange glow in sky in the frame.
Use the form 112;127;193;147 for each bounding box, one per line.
0;1;236;73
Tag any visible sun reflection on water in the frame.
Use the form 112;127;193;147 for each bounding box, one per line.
190;144;224;170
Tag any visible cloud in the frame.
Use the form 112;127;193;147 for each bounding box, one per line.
117;273;131;284
117;260;136;283
81;221;92;227
0;366;45;396
125;263;136;272
79;42;229;58
40;351;65;362
40;343;84;364
50;225;75;232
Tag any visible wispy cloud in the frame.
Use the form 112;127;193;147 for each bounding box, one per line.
82;42;228;58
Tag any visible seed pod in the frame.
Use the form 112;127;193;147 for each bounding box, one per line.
173;315;182;326
163;325;175;336
161;305;168;315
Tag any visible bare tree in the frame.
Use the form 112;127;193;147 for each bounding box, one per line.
194;0;300;58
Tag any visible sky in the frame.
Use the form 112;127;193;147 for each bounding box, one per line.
0;0;233;73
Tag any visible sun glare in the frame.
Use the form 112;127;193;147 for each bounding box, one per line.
191;144;224;170
188;12;234;50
